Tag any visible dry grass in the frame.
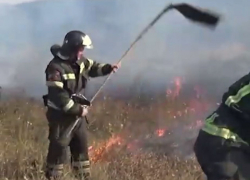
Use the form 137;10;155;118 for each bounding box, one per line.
0;94;213;180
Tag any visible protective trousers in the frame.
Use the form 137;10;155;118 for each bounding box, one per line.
194;130;250;180
45;110;90;180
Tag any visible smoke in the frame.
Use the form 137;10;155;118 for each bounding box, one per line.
2;0;250;161
0;0;250;99
0;0;40;5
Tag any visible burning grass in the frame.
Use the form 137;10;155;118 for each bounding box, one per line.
0;78;217;179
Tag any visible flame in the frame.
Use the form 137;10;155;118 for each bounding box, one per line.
155;129;166;137
89;135;123;163
166;77;182;100
88;76;216;163
174;77;182;96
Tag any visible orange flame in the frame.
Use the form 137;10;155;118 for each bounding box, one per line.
155;129;166;137
88;76;215;163
166;77;182;100
89;135;123;163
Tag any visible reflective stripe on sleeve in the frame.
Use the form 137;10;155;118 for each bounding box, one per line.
87;59;94;71
97;64;105;76
46;81;64;88
47;99;74;112
62;99;74;111
202;122;248;145
225;83;250;107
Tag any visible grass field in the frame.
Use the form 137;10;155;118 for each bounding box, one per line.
0;83;217;180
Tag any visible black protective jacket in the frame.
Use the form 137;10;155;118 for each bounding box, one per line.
44;45;113;116
222;72;250;117
202;72;250;145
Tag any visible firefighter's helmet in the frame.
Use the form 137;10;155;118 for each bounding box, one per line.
62;30;93;52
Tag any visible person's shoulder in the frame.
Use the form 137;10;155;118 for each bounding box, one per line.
45;58;66;74
46;44;63;67
47;58;61;67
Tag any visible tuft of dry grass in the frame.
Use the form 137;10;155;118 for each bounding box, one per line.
0;95;211;180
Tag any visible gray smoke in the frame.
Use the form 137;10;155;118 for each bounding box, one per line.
1;0;250;162
0;0;250;99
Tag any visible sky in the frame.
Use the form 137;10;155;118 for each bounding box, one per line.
0;0;39;4
0;0;250;99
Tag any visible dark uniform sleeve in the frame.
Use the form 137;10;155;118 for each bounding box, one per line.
85;58;113;77
222;73;250;113
46;64;82;116
222;73;250;103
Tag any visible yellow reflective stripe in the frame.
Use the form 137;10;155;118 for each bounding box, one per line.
72;161;90;167
47;100;74;112
205;113;218;123
80;62;85;74
81;59;94;79
46;81;64;88
63;99;74;111
62;73;75;80
225;83;250;106
97;64;105;75
87;59;94;71
202;122;248;145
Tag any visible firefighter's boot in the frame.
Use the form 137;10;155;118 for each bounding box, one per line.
72;160;91;180
45;164;64;180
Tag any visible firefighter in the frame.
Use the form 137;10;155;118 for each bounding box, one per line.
194;74;250;180
43;30;120;180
